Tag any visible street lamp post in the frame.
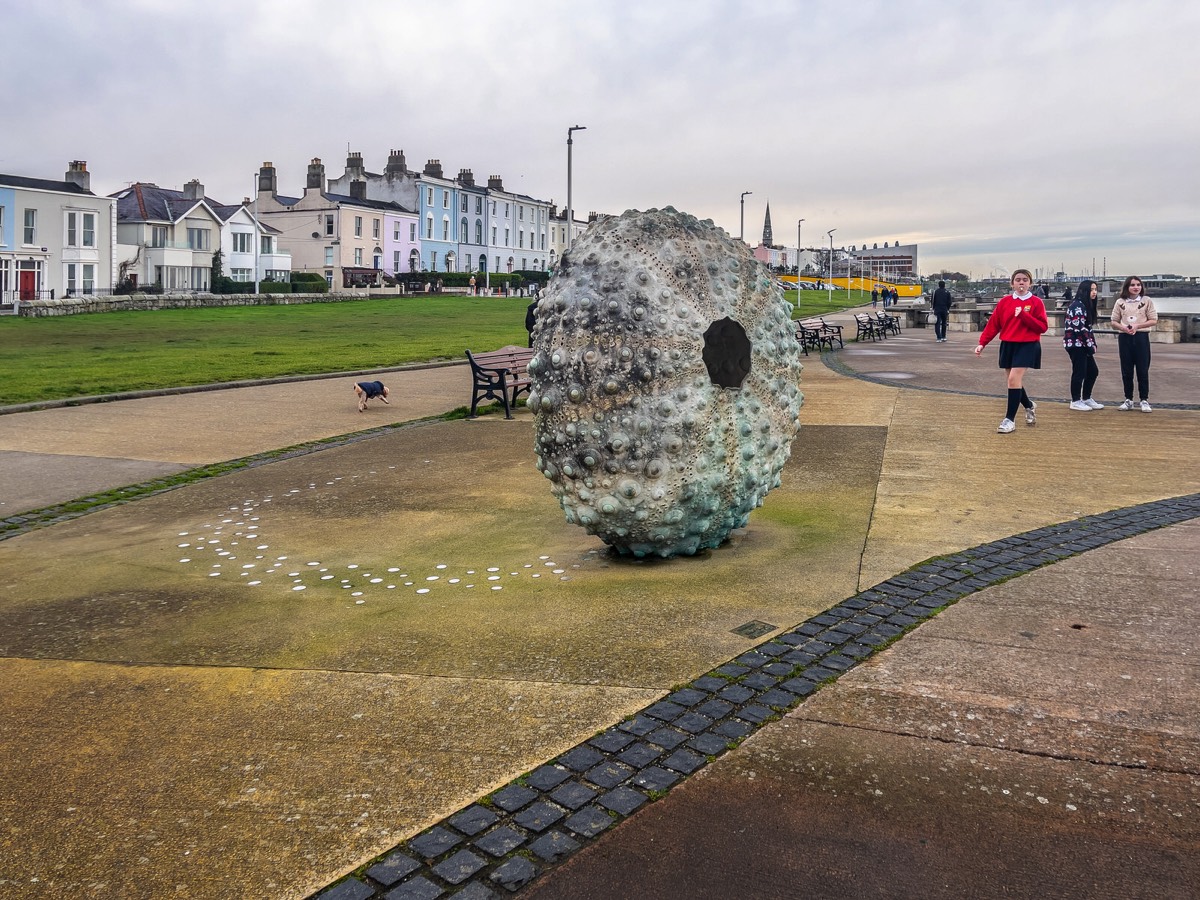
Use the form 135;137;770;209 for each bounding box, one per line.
796;218;805;283
739;191;753;242
567;125;586;250
827;229;837;303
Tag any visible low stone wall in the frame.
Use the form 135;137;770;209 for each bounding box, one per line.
17;291;393;316
937;306;1192;342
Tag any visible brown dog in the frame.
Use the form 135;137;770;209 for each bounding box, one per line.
353;380;390;412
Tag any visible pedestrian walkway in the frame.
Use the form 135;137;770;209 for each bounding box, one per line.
0;344;1197;899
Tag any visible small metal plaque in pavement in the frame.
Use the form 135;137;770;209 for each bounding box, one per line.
731;620;776;638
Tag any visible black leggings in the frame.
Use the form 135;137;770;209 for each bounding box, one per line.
1066;347;1098;401
1117;332;1151;401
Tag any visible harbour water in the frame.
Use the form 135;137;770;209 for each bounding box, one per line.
1149;296;1200;314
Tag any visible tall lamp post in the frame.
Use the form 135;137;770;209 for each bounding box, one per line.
796;218;805;284
566;125;586;250
827;228;837;303
739;191;753;242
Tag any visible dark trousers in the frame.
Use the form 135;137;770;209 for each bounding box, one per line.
1117;332;1151;400
1066;347;1099;401
933;310;948;340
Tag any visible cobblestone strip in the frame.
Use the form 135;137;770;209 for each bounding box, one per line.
821;349;1200;410
311;493;1200;899
0;419;442;542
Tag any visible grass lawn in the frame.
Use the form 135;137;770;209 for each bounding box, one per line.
0;291;863;406
0;296;532;405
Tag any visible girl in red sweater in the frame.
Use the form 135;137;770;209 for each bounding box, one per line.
973;268;1049;433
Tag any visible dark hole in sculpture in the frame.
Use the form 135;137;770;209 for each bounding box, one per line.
702;317;752;388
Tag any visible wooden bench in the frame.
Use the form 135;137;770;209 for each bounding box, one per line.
875;311;902;336
466;345;535;419
854;313;881;342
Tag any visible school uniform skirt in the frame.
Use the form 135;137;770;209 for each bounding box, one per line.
998;340;1041;369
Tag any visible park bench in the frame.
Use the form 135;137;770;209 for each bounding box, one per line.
466;345;535;419
875;311;902;336
816;317;845;349
854;313;882;342
795;321;829;354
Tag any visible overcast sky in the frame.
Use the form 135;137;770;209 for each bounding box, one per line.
5;0;1197;279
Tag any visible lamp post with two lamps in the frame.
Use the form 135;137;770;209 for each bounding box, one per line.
567;125;586;250
739;191;753;242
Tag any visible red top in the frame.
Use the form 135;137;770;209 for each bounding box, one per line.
978;293;1049;347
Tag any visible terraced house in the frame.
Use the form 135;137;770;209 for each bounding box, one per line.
0;161;116;311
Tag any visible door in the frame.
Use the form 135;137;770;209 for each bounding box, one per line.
19;271;36;301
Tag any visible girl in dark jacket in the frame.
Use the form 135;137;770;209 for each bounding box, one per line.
1063;279;1103;410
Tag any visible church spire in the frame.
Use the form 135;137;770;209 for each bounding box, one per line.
762;201;773;247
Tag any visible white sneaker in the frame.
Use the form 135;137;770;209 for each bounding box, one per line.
1025;402;1037;426
1118;399;1134;411
1069;400;1092;411
997;418;1015;434
1084;398;1105;410
1140;400;1153;413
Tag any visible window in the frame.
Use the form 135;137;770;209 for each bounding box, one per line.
465;254;472;270
190;266;209;290
461;218;468;241
265;269;288;281
519;206;524;221
372;218;379;239
354;248;363;265
23;209;36;245
66;263;76;293
522;258;527;270
393;221;400;241
461;196;468;213
325;214;334;236
394;250;400;272
431;251;437;270
354;216;362;237
475;198;482;214
67;212;77;246
443;192;450;209
324;247;334;266
410;222;417;241
0;206;4;245
504;228;509;245
260;235;272;254
504;203;509;216
325;270;333;287
475;221;483;244
519;230;524;249
233;232;253;253
230;268;253;282
426;187;433;206
186;227;210;250
442;217;449;241
152;226;166;248
541;234;546;250
83;213;95;247
491;226;497;243
426;215;433;239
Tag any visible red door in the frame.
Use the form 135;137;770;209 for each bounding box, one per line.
19;271;36;301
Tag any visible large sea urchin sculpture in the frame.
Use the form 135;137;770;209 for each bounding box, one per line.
527;207;804;557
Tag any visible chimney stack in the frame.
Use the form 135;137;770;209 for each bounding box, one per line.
64;160;91;192
423;159;444;178
350;180;366;201
386;149;407;175
306;158;325;192
258;161;277;197
457;168;475;187
487;175;504;191
346;151;364;176
183;179;204;201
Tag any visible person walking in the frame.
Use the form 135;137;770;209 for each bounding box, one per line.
974;268;1048;434
1111;275;1157;412
931;280;953;342
871;286;879;308
1063;279;1103;411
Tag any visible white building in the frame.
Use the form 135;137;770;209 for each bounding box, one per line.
210;202;291;284
0;161;116;311
111;180;225;291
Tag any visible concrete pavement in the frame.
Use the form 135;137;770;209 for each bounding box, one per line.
0;335;1197;899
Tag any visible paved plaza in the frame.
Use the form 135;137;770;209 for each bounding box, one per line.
1;319;1198;899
